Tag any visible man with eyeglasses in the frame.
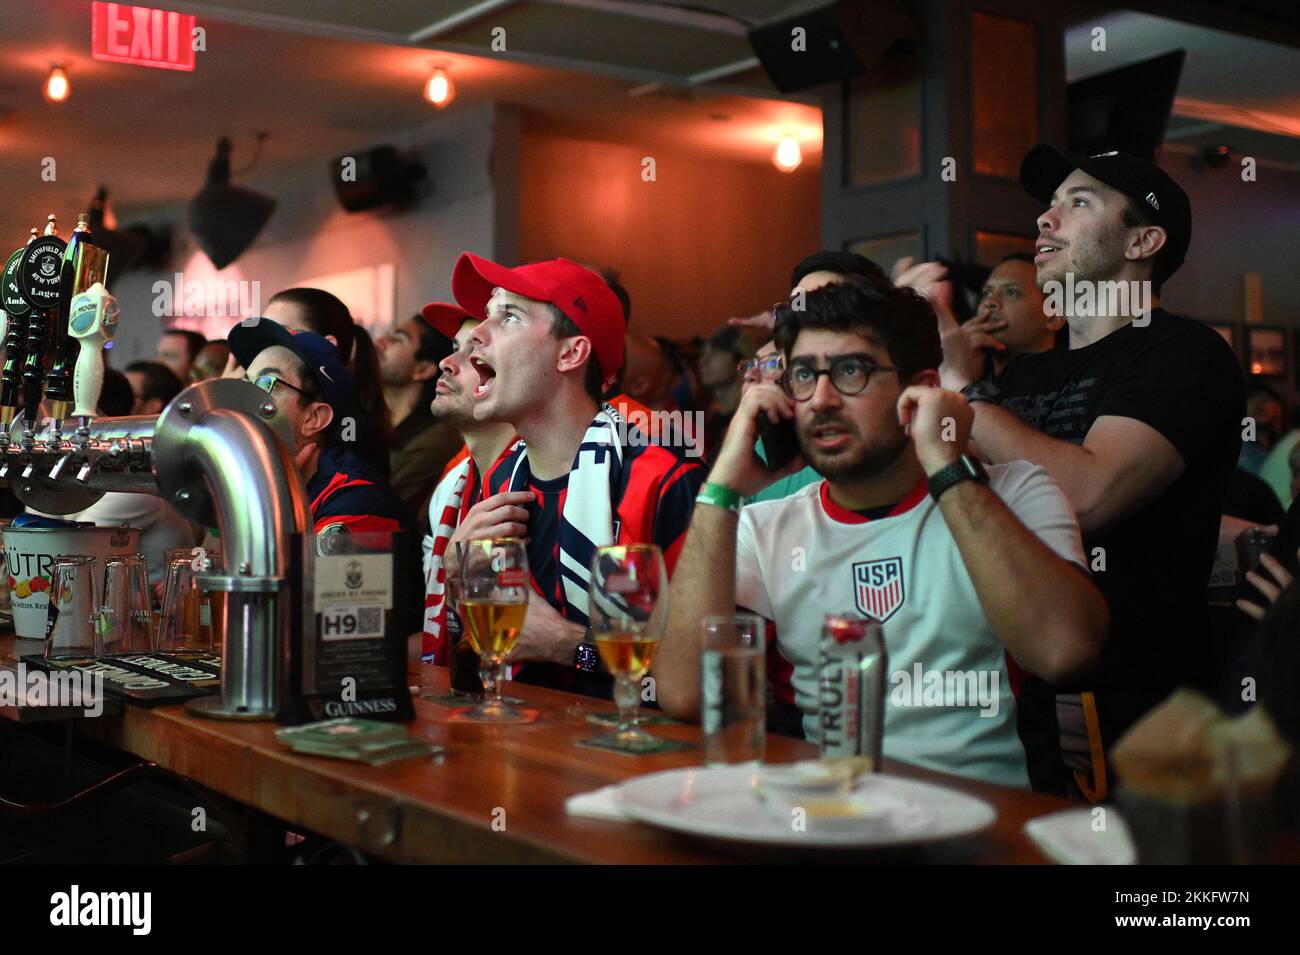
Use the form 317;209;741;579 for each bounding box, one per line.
699;327;757;462
228;318;410;539
744;250;894;505
656;277;1108;790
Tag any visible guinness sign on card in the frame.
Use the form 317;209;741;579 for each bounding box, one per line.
16;235;67;310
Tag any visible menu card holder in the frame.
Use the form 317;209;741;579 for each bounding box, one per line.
284;528;416;724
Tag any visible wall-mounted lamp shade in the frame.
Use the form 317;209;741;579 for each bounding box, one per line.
187;137;276;270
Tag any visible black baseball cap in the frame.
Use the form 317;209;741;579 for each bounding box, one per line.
1020;144;1192;280
229;317;358;419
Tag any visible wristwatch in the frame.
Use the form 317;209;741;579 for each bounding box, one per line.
927;454;989;502
574;639;603;674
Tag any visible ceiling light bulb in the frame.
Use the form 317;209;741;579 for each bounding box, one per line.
773;135;801;173
44;65;70;104
425;69;454;108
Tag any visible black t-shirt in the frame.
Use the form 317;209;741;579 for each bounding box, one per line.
993;310;1244;744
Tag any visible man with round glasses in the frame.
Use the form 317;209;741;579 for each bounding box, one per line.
656;277;1108;790
229;318;409;539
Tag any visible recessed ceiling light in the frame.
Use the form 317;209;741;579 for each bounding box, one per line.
773;135;802;172
44;65;70;104
425;68;455;108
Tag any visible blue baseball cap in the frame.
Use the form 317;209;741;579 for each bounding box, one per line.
229;317;359;419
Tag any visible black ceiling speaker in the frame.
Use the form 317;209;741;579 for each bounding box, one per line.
330;145;427;213
1068;51;1186;162
187;137;276;270
748;0;919;93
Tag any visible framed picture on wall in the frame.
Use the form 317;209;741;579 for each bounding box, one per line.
1247;326;1287;377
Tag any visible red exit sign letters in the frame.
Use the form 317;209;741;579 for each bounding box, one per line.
91;2;198;72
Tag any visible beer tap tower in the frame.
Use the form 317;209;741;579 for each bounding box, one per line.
0;213;313;722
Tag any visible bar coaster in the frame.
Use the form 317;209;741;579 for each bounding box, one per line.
443;706;540;725
422;691;526;707
575;736;693;756
585;712;679;728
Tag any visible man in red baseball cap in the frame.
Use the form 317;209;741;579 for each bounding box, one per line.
444;253;706;698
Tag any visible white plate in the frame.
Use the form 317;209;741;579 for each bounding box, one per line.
615;765;997;849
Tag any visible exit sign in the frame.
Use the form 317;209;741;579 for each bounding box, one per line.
91;2;197;72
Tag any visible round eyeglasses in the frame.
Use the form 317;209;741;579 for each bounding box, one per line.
781;355;896;401
737;353;786;382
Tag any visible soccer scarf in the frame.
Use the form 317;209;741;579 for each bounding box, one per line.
420;438;521;663
502;403;629;626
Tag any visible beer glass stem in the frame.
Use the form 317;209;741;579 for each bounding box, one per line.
479;660;499;708
614;674;639;735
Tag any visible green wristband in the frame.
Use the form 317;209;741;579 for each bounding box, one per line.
697;482;744;514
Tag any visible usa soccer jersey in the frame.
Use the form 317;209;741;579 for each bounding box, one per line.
735;461;1087;788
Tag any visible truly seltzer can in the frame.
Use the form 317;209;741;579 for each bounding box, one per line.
818;614;887;769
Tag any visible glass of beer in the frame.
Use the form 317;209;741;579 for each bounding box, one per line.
442;572;482;700
459;537;529;723
587;544;668;753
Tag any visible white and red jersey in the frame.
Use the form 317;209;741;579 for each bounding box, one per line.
735;461;1087;789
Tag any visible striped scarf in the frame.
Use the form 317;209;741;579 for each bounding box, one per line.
420;437;523;663
502;403;627;626
421;456;474;663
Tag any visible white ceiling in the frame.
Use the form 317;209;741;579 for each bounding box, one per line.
3;1;1298;248
1065;10;1300;163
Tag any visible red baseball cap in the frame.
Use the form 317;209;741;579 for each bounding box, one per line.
419;301;477;343
451;252;626;385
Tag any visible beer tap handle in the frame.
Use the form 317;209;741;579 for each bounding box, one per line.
69;283;119;418
47;453;71;481
21;307;48;433
46;215;94;428
0;230;36;425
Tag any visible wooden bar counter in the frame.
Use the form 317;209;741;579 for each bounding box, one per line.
2;635;1069;863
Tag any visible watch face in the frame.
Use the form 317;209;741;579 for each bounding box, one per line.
575;643;600;673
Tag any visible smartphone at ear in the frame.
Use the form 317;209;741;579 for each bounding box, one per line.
757;415;801;472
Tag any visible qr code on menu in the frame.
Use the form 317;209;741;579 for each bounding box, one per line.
357;606;382;635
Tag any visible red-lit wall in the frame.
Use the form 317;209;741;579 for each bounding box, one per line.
518;129;820;342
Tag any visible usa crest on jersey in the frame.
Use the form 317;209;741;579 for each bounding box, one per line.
853;557;905;622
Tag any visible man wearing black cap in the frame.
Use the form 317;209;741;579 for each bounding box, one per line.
228;318;410;540
940;146;1245;799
